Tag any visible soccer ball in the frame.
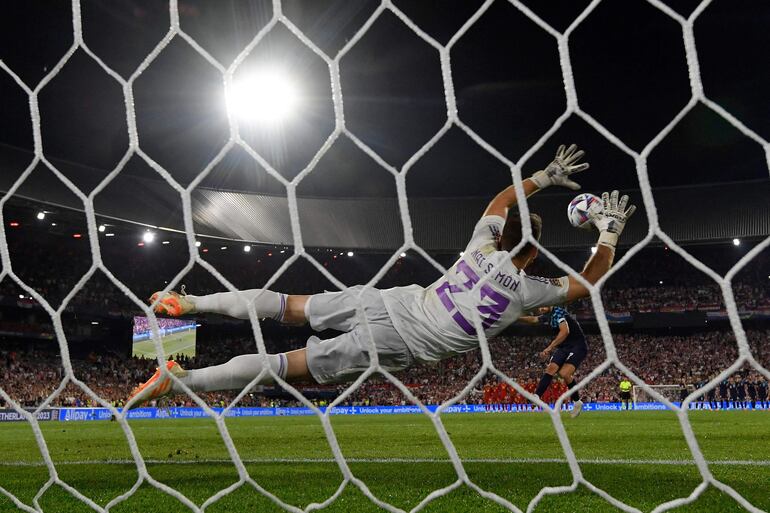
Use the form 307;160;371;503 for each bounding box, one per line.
567;193;602;230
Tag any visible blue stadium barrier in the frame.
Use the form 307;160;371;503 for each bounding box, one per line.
53;402;768;421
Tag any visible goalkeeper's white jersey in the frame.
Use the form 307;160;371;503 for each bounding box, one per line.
381;215;569;362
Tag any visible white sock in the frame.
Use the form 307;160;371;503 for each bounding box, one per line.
188;289;286;321
174;353;288;393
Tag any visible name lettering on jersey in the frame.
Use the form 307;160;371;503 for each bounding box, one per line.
494;271;520;292
471;249;495;274
472;249;520;292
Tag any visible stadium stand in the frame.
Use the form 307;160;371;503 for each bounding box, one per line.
2;330;767;409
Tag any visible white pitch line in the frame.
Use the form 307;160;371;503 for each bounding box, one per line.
2;457;770;467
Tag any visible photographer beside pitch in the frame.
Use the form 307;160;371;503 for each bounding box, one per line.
128;145;636;406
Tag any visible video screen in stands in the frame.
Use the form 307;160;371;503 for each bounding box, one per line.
132;316;197;359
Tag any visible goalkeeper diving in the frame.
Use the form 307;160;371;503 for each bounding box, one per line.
129;145;636;406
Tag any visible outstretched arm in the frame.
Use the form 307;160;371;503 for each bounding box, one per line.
483;180;540;219
566;190;636;301
483;144;589;219
517;315;541;325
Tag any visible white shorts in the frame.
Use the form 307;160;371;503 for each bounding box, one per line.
305;286;415;384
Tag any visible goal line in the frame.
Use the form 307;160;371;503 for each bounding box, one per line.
2;457;769;467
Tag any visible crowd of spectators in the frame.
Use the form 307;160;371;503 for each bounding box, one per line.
132;316;195;336
1;228;769;321
1;221;768;410
1;329;767;409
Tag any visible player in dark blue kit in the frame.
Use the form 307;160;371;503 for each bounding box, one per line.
520;306;588;417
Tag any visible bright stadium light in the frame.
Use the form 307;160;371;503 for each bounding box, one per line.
591;247;597;254
732;238;740;246
228;69;300;125
347;251;354;257
244;245;251;253
98;224;106;232
36;211;45;220
195;241;201;247
142;231;155;243
400;252;406;258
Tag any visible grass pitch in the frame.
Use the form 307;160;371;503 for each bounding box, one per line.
0;411;767;512
132;330;197;359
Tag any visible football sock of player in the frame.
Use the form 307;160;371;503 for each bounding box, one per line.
567;379;581;402
535;373;554;398
188;289;287;321
173;353;288;393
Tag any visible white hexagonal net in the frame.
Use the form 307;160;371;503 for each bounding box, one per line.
1;0;769;512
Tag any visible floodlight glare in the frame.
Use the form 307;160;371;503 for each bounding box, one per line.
36;212;45;220
98;224;106;232
244;245;251;253
228;69;299;124
347;251;354;257
142;231;155;243
732;238;740;246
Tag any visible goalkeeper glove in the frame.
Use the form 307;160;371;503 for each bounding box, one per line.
591;190;636;249
530;144;589;191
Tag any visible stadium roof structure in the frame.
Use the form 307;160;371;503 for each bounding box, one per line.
1;144;768;251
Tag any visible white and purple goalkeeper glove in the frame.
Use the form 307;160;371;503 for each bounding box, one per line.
591;190;637;249
530;144;590;191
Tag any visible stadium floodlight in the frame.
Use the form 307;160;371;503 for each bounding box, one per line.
98;224;106;232
400;252;406;258
227;69;300;125
590;247;597;254
17;294;24;299
36;211;45;220
459;252;464;256
244;245;251;253
142;231;155;243
195;241;201;247
732;238;740;246
347;251;354;257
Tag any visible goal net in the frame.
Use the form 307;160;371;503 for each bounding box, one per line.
633;384;685;405
1;1;768;513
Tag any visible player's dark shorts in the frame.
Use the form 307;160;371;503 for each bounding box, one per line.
549;341;588;369
620;391;632;401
